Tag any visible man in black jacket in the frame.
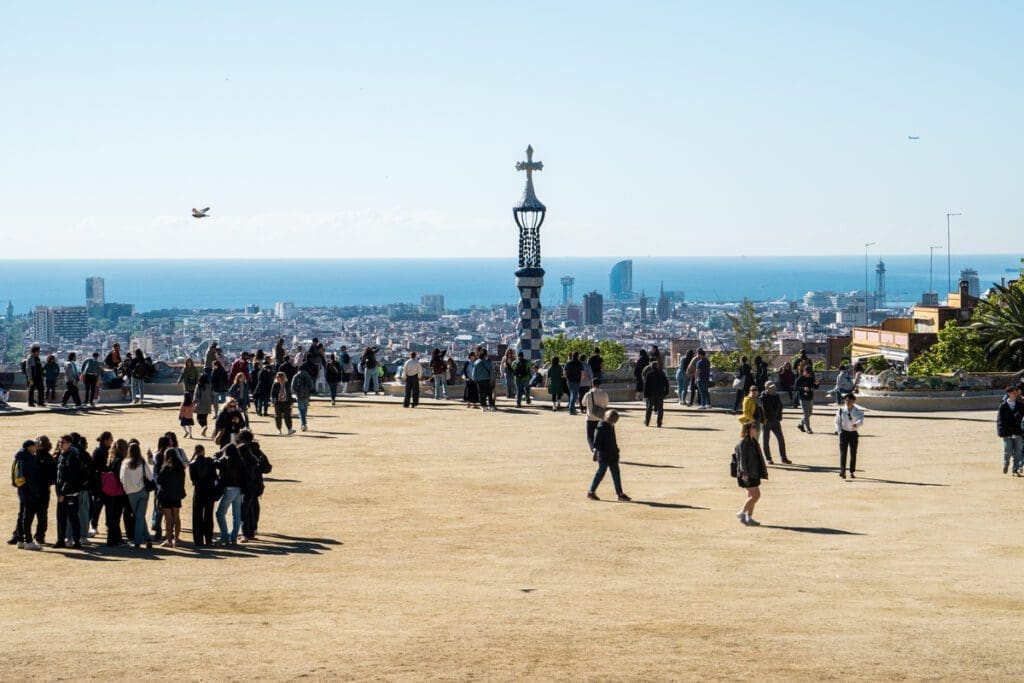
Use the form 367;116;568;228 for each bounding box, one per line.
54;434;84;548
761;382;792;464
795;366;819;434
25;345;45;407
997;385;1024;475
563;353;585;416
586;411;630;501
238;430;272;541
642;361;670;428
12;440;43;550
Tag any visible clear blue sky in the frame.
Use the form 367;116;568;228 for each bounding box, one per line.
2;2;1021;258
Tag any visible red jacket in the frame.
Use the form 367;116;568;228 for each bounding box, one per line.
229;359;250;383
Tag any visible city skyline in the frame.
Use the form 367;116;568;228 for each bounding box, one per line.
2;3;1022;258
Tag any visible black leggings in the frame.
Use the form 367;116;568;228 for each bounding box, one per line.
275;403;293;431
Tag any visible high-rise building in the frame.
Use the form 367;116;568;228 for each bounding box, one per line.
582;291;603;325
960;268;980;298
656;281;671;321
421;294;445;315
639;291;648;324
274;302;296;320
33;306;88;343
5;300;12;323
85;277;105;307
560;276;575;305
608;260;633;300
874;260;886;309
244;304;260;314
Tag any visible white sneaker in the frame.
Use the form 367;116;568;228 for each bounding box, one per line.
276;429;282;435
88;528;98;537
16;541;25;549
23;541;41;551
301;424;307;432
736;512;749;526
287;429;296;435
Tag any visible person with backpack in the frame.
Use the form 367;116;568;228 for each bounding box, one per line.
80;351;103;407
642;361;670;428
291;362;315;431
361;346;380;395
997;384;1024;476
271;371;295;435
238;430;270;542
214;444;245;545
188;444;217;547
60;352;83;409
54;434;85;548
734;421;768;526
103;439;128;547
339;346;353;395
119;440;153;550
836;392;865;479
128;349;148;404
563;352;585;416
12;439;42;550
512;351;532;407
586;410;630;502
429;349;448;400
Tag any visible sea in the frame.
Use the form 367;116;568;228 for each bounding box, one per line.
0;256;1018;314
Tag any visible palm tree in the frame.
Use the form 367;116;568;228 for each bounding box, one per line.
970;283;1024;370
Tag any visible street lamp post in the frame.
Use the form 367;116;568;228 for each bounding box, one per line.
929;245;943;295
864;242;876;323
946;212;962;298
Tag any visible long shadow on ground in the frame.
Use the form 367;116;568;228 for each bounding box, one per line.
760;525;865;536
620;461;683;469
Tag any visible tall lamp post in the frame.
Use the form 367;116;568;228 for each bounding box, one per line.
929;245;943;295
946;212;961;298
513;145;547;362
864;242;876;323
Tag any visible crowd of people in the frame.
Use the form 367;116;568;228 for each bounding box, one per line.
9;428;272;551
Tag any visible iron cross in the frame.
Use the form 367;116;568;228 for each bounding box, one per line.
515;145;543;182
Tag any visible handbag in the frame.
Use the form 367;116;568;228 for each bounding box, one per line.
729;452;738;478
142;466;156;492
732;377;743;389
100;471;124;497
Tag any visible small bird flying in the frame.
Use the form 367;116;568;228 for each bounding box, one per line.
907;136;920;140
192;207;210;218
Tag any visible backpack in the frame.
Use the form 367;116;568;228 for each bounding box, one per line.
132;362;148;379
20;359;27;375
11;456;25;488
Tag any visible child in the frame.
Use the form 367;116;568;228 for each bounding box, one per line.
179;391;195;439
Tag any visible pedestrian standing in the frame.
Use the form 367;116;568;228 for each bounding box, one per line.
252;361;273;416
547;357;564;412
361;347;380;395
103;439;128;547
177;357;200;395
643;361;670;427
997;385;1024;475
462;351;479;407
11;440;42;550
473;349;496;412
60;352;83;408
194;374;214;437
227;373;251;427
733;355;753;414
633;349;650;400
119;440;153;550
325;353;342;405
586;410;630;501
733;421;768;526
43;354;60;403
54;435;84;548
760;382;791;464
188;444;217;547
795;366;819;434
513;352;532;407
429;349;449;400
156;447;186;547
214;444;245;545
402;351;422;408
213;397;246;446
502;349;517;399
81;351;103;406
836;392;865;479
776;361;796;408
676;350;694;405
695;349;712;409
563;352;584;415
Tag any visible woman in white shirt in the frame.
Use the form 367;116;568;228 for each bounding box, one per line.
119;440;154;549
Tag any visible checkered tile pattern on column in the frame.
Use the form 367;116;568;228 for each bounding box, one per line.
517;285;544;363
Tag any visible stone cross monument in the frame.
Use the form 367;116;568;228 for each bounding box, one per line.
513;145;547;362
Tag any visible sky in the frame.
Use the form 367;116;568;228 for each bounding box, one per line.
1;2;1021;258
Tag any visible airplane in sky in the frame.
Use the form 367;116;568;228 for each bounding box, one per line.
192;207;211;218
907;136;920;140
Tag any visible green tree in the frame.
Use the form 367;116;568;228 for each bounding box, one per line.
909;321;989;376
709;350;743;372
970;281;1024;370
724;298;775;356
541;335;626;369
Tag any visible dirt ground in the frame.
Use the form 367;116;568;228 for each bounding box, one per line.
0;396;1020;681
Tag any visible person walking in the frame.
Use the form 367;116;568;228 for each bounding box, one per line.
473;349;496;412
177;357;200;396
429;349;449;400
997;385;1024;475
11;440;43;550
80;351;103;407
291;362;315;430
213;397;246;447
210;359;230;415
188;444;217;547
271;371;295;435
214;444;245;545
194;374;214;437
325;353;343;405
119;441;153;549
227;372;251;427
582;377;609;450
643;361;670;427
795;365;819;434
252;361;274;416
695;349;712;410
401;351;422;408
836;392;865;479
43;354;61;403
732;356;753;414
60;352;83;408
733;421;768;526
761;382;791;464
833;364;855;405
563;352;585;415
179;392;195;439
586;410;630;501
513;351;532;407
339;346;353;395
547;356;565;412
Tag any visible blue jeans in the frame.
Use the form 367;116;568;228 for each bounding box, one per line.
127;491;152;546
214;392;227;414
216;487;244;542
567;381;581;414
297;399;309;426
363;369;379;393
78;490;91;535
697;380;710;407
131;377;145;402
1003;436;1023;471
515;378;530;406
434;375;448;399
675;369;689;403
589;460;623;496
